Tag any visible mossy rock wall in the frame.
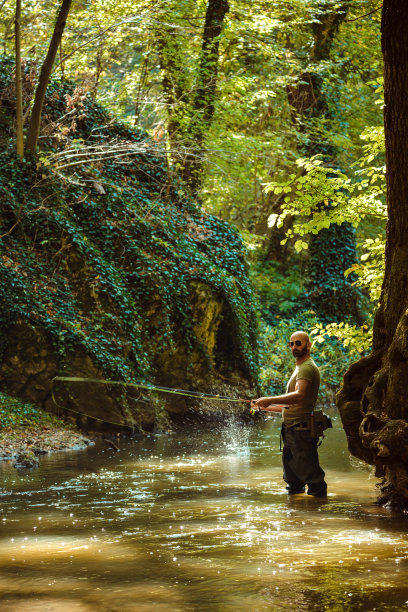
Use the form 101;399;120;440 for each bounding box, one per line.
0;64;258;430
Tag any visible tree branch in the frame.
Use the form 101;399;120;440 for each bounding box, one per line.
344;4;382;22
26;0;74;153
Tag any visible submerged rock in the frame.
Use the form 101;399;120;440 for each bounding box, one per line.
13;451;39;469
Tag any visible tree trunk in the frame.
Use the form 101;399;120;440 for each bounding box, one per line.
14;0;24;158
181;0;229;195
156;29;189;151
156;0;228;196
25;0;73;153
337;1;408;508
194;0;230;127
285;2;361;322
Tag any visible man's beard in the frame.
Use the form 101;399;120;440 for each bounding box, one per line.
292;346;308;358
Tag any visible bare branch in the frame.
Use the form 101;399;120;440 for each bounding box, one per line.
0;218;21;240
344;4;382;22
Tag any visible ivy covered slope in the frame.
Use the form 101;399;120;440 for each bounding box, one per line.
0;64;258;430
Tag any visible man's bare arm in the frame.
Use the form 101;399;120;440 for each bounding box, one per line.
251;379;310;412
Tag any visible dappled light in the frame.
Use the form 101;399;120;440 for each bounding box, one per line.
1;420;408;611
3;1;408;609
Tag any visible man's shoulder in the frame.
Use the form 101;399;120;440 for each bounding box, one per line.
304;358;319;370
296;359;319;380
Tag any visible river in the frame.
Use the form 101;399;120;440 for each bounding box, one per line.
1;414;408;611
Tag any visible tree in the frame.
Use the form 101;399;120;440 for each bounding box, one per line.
14;0;23;157
26;0;73;153
180;0;229;194
282;1;362;323
157;0;229;196
337;0;408;508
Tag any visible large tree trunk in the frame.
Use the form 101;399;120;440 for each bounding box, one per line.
337;1;408;508
26;0;73;153
285;2;361;322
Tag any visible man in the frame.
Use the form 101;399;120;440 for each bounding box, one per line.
251;330;327;497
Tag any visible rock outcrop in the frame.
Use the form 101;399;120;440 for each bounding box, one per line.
0;64;258;431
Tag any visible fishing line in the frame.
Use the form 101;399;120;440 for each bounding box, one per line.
51;376;252;429
52;376;252;403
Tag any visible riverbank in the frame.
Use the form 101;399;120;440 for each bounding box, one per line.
0;391;91;467
0;426;91;466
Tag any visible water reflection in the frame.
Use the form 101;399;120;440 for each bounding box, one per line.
1;416;408;611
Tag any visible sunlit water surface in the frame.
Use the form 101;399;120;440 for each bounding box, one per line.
1;415;408;611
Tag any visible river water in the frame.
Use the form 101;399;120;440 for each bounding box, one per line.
1;415;408;612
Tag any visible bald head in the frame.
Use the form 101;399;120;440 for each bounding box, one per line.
290;331;310;344
289;330;311;362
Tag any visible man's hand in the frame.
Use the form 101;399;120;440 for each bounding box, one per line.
250;399;286;414
251;379;310;410
251;397;269;408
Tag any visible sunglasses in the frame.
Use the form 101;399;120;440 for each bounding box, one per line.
289;340;302;347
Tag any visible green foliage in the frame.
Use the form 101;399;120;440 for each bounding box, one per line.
265;150;386;246
249;260;304;324
0;57;258;387
310;320;372;356
345;236;384;302
204;1;382;230
0;392;68;429
258;314;357;402
262;112;386;351
0;0;383;235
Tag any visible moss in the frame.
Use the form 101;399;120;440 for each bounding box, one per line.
0;391;69;430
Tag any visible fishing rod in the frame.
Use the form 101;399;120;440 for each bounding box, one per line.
52;377;287;425
52;376;252;404
51;376;274;427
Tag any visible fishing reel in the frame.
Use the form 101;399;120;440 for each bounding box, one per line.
249;405;265;420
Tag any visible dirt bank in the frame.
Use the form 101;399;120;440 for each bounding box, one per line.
0;426;92;466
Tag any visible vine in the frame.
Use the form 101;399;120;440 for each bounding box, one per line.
0;56;258;392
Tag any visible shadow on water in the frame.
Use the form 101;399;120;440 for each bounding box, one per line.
1;414;408;611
